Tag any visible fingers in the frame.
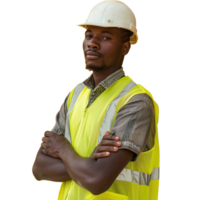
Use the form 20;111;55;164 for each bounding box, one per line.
42;130;56;137
104;131;117;138
92;152;110;159
42;137;48;143
104;131;110;136
96;146;119;152
104;131;120;140
91;131;122;160
41;142;46;149
41;148;47;154
101;140;122;148
93;145;118;159
100;132;122;147
92;146;119;159
44;131;52;137
42;130;47;137
103;134;120;141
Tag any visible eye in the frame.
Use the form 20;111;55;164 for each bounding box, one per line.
102;36;111;41
86;34;93;39
85;35;111;40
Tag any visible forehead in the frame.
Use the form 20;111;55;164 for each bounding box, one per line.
86;25;122;36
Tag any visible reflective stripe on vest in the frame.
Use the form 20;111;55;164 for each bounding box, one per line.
65;83;85;143
65;81;159;186
98;81;137;144
65;81;137;144
116;167;160;186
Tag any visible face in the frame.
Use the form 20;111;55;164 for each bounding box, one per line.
83;26;128;72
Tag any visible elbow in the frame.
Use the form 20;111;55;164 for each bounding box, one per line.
86;178;109;195
90;191;104;196
30;165;41;182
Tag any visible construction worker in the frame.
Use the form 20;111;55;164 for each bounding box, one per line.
32;0;160;199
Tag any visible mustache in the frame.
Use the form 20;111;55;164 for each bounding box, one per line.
85;49;102;57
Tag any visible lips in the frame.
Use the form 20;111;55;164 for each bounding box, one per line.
86;54;100;60
86;51;101;59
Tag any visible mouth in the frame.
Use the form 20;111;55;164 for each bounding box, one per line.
86;54;100;59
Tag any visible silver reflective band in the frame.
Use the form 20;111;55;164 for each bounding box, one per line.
116;167;160;186
65;81;136;143
64;83;85;143
98;81;137;144
64;81;160;187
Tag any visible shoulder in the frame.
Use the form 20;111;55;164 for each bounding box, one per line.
119;93;154;115
113;93;155;157
128;93;154;108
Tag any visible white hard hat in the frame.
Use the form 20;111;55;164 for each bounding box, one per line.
78;0;138;44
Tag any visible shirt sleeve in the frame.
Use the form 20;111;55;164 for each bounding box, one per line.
51;93;70;135
111;93;155;161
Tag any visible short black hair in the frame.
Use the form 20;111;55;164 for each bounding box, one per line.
120;29;133;43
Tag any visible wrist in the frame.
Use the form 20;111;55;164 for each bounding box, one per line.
59;141;72;160
59;150;67;161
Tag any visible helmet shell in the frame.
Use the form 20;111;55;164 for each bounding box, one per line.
78;0;138;44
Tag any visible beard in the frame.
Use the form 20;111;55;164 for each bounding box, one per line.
86;64;107;72
84;58;115;72
85;58;116;72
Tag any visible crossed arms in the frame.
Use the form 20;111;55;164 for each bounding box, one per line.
32;131;134;195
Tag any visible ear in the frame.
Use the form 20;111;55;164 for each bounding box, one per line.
122;41;131;56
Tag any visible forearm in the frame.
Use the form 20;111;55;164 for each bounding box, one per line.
32;147;71;182
59;145;103;193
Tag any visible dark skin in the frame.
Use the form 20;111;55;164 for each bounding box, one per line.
81;26;130;87
32;132;121;182
41;131;134;195
33;26;134;195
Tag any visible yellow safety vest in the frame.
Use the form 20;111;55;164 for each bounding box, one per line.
58;76;160;200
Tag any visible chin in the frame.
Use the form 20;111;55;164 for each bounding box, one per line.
85;65;103;71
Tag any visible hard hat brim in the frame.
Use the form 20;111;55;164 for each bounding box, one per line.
74;23;124;31
74;23;140;45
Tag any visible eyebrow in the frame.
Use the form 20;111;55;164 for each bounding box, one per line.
85;30;113;35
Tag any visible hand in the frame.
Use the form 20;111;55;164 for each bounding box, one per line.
91;131;122;160
41;131;70;158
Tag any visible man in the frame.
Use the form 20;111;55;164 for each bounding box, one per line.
32;1;160;199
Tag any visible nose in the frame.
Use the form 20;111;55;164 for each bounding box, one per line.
87;36;100;50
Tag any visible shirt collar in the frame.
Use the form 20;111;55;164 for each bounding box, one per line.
83;68;125;90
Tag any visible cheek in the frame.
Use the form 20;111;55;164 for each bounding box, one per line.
81;41;85;54
83;40;87;52
102;44;122;61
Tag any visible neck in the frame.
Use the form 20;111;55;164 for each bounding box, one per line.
92;68;120;87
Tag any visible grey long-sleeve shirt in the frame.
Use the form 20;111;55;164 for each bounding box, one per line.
52;68;155;160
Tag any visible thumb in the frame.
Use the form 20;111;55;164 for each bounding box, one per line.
104;131;110;136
